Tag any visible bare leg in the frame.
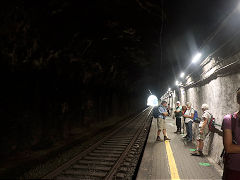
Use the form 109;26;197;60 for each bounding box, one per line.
157;130;161;137
198;140;204;151
163;129;170;140
192;140;204;156
163;129;167;136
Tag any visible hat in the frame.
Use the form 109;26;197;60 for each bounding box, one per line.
161;100;167;104
176;101;180;104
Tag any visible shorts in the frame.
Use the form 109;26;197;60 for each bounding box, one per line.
197;127;209;141
157;118;166;131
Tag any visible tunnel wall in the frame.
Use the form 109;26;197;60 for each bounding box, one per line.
177;51;240;166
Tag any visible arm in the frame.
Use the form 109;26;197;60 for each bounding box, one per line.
183;112;194;119
163;112;168;116
159;106;168;117
223;129;240;153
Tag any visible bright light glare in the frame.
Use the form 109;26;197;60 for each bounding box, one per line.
175;80;179;86
205;67;216;77
180;72;185;78
192;53;202;63
238;3;240;11
168;88;171;91
147;95;158;106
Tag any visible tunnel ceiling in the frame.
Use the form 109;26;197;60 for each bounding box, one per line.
0;0;237;97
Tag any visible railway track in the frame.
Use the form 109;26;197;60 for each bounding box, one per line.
42;107;152;179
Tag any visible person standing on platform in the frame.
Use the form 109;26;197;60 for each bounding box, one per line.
183;102;194;142
222;88;240;179
156;100;171;141
174;101;182;134
191;104;211;156
181;105;187;134
167;104;171;116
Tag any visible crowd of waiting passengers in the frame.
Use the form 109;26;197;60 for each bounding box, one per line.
152;88;240;180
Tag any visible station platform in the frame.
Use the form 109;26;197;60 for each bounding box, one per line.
137;117;222;180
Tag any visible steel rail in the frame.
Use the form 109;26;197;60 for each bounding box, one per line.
42;107;151;179
104;108;152;179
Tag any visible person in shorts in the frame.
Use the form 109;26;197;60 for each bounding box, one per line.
222;88;240;180
156;100;171;141
191;104;211;156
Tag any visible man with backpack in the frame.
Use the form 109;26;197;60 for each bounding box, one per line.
191;104;212;156
152;103;160;117
155;101;171;141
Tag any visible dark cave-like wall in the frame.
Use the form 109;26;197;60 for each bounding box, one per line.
0;0;163;156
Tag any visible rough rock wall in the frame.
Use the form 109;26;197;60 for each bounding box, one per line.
179;52;240;166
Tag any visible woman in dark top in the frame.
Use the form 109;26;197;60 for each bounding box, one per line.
222;88;240;180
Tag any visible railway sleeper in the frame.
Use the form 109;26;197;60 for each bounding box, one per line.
96;147;125;151
100;145;127;148
83;156;117;161
76;160;115;166
93;149;123;154
105;140;131;143
61;169;107;178
88;152;120;157
103;142;130;146
70;164;111;171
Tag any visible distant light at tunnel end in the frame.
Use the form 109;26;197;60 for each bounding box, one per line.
147;95;158;106
192;52;202;63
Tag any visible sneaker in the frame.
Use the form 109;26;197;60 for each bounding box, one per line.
174;131;178;134
186;139;192;142
191;151;203;156
164;136;171;141
156;136;162;141
183;135;188;139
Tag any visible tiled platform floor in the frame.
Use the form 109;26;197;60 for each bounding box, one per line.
137;117;222;180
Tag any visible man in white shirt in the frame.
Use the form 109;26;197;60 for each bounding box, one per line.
191;104;211;156
183;102;194;142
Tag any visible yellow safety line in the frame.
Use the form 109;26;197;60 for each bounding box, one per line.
165;140;180;180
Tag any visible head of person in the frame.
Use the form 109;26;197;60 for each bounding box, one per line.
186;102;191;109
237;87;240;105
182;105;187;111
176;101;180;106
161;100;168;107
201;104;209;112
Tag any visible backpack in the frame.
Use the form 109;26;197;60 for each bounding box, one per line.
208;113;215;132
152;106;160;118
193;109;200;123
